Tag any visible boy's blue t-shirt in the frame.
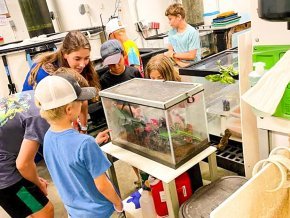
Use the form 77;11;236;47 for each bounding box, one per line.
168;24;201;64
22;64;50;91
44;129;114;218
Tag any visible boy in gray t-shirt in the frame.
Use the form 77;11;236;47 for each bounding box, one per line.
0;90;54;217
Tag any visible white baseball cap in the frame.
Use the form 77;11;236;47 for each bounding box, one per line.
35;75;97;110
105;18;125;36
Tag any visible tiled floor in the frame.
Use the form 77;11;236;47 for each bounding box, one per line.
0;159;236;217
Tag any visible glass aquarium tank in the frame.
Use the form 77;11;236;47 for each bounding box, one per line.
199;30;217;58
99;79;209;169
191;50;238;72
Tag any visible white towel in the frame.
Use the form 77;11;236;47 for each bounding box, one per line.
242;50;290;115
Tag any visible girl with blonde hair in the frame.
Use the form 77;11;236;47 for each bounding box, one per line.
145;54;181;81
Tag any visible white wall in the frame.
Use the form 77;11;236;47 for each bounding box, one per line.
0;1;29;43
46;0;127;35
1;0;175;48
218;0;251;22
251;0;290;45
202;0;251;25
1;0;251;46
219;0;250;14
126;0;172;47
0;0;173;97
49;0;172;47
47;0;172;48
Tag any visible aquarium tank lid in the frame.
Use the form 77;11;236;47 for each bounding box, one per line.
99;78;204;109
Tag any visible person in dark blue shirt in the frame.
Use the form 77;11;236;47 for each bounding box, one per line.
22;31;101;133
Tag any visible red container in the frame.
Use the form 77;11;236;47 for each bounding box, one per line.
150;22;160;29
175;172;193;205
149;172;192;216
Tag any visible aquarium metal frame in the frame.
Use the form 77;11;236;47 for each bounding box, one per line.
100;79;209;169
101;97;211;168
165;109;176;164
99;79;204;109
179;48;239;77
111;138;210;169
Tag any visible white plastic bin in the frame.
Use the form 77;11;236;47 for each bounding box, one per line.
210;164;290;218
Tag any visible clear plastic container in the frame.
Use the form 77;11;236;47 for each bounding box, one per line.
100;79;209;168
140;190;157;218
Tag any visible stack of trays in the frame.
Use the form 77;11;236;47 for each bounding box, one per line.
212;11;241;27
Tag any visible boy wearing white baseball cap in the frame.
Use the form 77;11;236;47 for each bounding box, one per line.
106;18;143;75
34;74;123;217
